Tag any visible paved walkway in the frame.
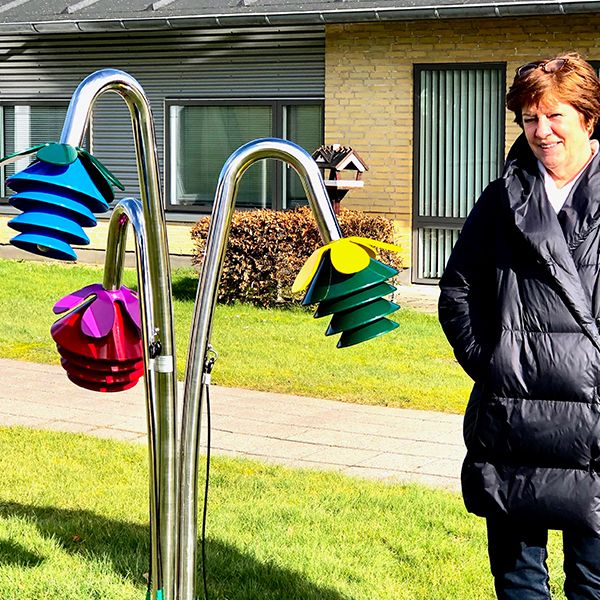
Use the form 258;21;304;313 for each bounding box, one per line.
0;358;463;492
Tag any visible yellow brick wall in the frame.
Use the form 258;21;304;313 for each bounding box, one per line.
325;15;600;269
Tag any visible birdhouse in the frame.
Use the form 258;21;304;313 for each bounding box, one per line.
312;144;368;214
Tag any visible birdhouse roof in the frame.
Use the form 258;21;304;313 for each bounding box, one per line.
312;145;368;172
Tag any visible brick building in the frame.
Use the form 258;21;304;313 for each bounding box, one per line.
0;1;596;281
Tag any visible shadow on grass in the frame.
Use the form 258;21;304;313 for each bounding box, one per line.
0;539;44;567
0;501;348;599
171;275;199;302
123;275;199;303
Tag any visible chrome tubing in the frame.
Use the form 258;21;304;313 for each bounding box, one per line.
102;198;162;593
178;138;343;600
61;70;178;600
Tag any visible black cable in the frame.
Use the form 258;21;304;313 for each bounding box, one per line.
201;354;216;600
201;381;211;600
146;361;162;600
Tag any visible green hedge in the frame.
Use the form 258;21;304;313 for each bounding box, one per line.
190;206;403;307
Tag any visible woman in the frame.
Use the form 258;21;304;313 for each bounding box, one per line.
439;53;600;599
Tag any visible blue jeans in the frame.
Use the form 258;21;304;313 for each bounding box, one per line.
487;518;600;599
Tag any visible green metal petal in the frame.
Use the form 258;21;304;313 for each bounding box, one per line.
0;143;46;167
36;142;78;165
314;282;396;318
77;147;125;190
76;150;114;203
337;317;399;348
303;256;397;306
325;298;400;335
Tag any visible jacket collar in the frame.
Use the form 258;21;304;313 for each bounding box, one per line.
503;135;600;350
557;151;600;249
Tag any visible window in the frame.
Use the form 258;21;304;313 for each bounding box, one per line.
0;103;68;198
412;64;506;282
166;100;323;211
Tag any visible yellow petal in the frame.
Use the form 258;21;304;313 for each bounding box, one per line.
330;238;371;274
292;246;328;293
347;236;403;254
356;243;376;259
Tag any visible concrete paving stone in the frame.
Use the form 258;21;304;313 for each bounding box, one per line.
354;452;440;472
211;414;310;439
391;428;464;446
317;416;462;438
6;362;51;375
103;416;148;434
367;406;462;424
353;452;434;473
216;387;317;406
42;420;97;434
285;417;461;443
416;457;463;478
214;388;323;410
107;404;147;419
207;447;309;469
42;396;106;412
298;446;382;467
61;407;123;428
30;398;145;427
217;400;369;427
217;435;328;460
0;414;52;427
212;412;336;429
280;411;366;429
286;428;464;460
89;427;147;443
282;397;457;424
212;404;315;425
0;401;82;420
0;398;36;413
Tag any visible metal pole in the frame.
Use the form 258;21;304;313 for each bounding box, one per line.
60;70;178;600
178;138;342;600
102;199;163;596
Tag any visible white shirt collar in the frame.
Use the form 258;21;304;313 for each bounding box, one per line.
538;139;599;213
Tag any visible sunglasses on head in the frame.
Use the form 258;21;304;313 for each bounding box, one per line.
516;58;568;79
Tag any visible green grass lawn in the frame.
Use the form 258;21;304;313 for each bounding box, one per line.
0;426;570;599
0;259;574;599
0;258;472;413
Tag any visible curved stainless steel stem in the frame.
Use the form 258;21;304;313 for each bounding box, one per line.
61;69;178;600
103;199;162;592
178;138;342;600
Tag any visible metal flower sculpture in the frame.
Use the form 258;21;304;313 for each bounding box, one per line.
1;142;123;261
50;283;144;392
293;236;403;348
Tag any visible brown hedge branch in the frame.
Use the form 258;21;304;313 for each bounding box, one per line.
190;206;403;308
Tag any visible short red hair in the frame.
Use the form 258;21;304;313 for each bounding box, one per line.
507;52;600;133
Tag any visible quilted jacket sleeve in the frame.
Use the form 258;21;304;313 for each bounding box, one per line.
438;184;498;381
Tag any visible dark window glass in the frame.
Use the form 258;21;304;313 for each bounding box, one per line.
1;105;68;197
167;100;323;211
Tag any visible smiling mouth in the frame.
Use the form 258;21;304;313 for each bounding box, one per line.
539;142;561;150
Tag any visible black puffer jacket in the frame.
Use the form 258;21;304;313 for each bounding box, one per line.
439;135;600;534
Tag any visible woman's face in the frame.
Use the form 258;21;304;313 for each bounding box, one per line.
522;98;592;180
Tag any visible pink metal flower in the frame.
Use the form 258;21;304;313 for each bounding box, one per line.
53;283;141;338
